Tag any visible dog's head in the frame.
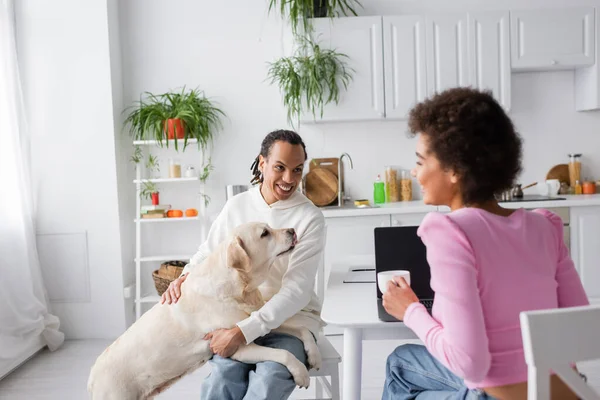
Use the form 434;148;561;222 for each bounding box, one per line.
227;222;297;290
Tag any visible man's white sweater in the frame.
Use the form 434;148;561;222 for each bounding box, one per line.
182;185;326;343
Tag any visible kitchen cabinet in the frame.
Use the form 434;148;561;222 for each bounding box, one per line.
303;10;510;122
468;10;511;110
569;206;600;305
425;14;470;96
390;213;428;227
510;7;595;70
300;16;385;123
382;15;428;120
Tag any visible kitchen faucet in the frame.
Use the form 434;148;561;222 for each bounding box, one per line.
339;152;354;206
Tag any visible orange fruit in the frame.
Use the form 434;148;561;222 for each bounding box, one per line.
167;210;183;218
185;208;198;217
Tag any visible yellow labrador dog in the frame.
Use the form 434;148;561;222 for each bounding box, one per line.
88;222;321;399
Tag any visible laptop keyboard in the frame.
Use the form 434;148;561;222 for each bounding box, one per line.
420;300;434;309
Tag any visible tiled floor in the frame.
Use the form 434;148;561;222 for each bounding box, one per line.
0;337;599;399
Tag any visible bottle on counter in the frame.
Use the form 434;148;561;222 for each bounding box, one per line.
374;174;386;204
575;180;583;195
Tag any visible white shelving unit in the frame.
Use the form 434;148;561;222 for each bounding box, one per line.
133;139;207;319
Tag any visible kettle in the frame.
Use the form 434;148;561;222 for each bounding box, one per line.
511;184;523;198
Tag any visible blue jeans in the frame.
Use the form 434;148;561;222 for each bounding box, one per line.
383;344;495;400
199;332;307;400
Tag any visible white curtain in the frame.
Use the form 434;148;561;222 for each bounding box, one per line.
0;0;64;376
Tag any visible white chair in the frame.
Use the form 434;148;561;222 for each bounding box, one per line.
520;305;600;400
297;233;341;400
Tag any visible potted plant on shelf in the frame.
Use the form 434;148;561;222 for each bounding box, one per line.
130;146;143;166
268;37;353;126
145;154;161;179
268;0;361;36
140;181;159;206
123;87;226;151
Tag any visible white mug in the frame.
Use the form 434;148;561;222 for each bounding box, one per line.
537;179;560;196
377;270;411;293
546;179;560;195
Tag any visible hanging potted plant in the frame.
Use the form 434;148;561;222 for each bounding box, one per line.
123;87;226;151
267;37;353;126
268;0;361;36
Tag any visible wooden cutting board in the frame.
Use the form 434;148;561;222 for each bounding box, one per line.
546;164;570;184
304;168;338;206
309;158;339;178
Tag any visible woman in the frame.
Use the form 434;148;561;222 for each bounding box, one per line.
382;87;589;400
161;129;325;400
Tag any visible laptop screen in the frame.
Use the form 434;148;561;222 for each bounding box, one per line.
374;226;434;300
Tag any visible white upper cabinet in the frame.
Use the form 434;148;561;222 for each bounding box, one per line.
382;16;428;120
511;7;595;70
425;14;470;96
467;11;511;110
300;17;385;123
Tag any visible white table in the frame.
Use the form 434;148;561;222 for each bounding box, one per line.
321;266;418;400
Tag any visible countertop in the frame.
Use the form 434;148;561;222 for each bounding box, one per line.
321;194;600;218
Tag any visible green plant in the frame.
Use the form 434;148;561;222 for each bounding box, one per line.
199;159;214;183
130;146;143;165
140;181;158;200
268;37;353;126
145;154;160;176
268;0;361;36
123;87;225;151
198;159;214;207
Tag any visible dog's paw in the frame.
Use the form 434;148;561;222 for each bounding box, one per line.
307;347;322;371
287;359;310;389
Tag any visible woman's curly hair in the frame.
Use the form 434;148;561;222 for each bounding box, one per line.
408;87;523;205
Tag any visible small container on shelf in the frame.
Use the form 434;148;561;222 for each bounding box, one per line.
582;181;596;195
184;165;197;178
169;158;182;178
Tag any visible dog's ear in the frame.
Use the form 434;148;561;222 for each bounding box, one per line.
227;236;250;272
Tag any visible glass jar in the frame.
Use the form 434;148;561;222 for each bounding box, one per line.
400;170;412;201
169;158;182;178
568;153;582;188
384;166;401;202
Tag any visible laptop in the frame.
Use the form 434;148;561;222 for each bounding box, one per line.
374;226;434;322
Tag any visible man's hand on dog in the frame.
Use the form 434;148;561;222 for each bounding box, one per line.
161;273;188;304
204;326;246;358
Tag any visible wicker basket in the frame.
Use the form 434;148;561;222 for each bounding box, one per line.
152;260;186;296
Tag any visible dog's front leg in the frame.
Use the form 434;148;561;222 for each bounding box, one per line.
274;326;321;371
231;343;310;389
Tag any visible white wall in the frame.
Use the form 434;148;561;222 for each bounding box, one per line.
120;0;600;209
16;0;127;338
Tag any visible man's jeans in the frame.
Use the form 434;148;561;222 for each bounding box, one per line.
383;344;495;400
200;332;307;400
